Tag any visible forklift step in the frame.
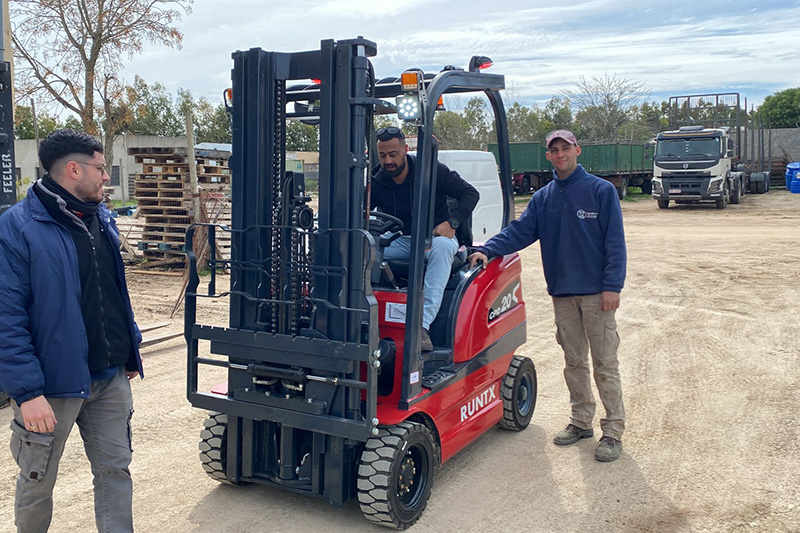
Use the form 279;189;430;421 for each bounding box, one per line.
421;368;457;390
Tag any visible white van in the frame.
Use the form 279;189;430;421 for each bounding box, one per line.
435;150;503;245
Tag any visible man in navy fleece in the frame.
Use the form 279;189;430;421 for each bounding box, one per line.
468;129;627;462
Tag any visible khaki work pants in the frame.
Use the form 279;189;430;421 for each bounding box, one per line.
553;294;625;440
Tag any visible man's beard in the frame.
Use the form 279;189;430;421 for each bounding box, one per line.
382;157;406;178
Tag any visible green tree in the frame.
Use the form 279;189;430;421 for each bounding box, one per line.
194;97;231;144
126;76;183;137
432;110;471;150
759;88;800;128
14;105;61;140
286;120;318;151
506;102;544;143
543;96;574;134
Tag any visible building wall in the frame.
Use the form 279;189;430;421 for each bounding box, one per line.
15;135;187;201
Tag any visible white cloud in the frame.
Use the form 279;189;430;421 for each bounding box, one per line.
118;0;800;109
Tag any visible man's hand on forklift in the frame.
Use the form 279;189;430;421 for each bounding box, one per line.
432;220;456;239
601;291;621;311
468;251;488;269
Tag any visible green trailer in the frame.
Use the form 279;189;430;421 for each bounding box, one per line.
488;140;652;198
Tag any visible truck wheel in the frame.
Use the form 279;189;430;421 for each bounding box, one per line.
358;421;436;530
498;356;537;431
522;176;531;194
657;199;669;209
730;181;741;204
716;190;728;209
199;412;240;485
617;178;628;200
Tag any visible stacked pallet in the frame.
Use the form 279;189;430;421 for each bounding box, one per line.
129;146;232;265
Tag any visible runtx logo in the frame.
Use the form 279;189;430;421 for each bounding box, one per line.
460;384;498;422
577;209;598;220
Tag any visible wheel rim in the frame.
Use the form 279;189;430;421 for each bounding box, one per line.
516;372;534;416
395;444;429;511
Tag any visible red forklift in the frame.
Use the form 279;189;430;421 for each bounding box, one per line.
185;37;536;529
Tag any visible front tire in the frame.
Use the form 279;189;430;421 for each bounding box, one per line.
716;189;728;209
657;198;669;209
730;180;741;204
498;356;537;431
199;412;240;485
358;422;436;530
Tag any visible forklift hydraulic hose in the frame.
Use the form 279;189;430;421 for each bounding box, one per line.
228;362;367;390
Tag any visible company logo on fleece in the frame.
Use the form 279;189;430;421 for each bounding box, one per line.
577;209;598;220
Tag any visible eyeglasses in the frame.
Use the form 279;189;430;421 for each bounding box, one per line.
76;160;108;174
376;126;404;141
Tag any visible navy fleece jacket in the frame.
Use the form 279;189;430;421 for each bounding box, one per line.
478;164;626;296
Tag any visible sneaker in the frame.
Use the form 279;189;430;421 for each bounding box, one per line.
553;424;594;446
420;328;433;352
595;436;623;462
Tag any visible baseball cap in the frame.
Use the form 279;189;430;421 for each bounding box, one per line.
545;129;578;148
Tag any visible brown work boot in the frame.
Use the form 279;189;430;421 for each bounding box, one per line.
420;328;433;352
553;424;594;446
595;436;623;462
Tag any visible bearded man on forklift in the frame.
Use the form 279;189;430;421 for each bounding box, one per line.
371;126;479;351
469;129;627;462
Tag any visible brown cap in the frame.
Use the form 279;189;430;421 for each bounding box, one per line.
545;129;578;148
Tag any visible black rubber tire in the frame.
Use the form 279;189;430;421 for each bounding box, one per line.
716;189;728;209
522;176;531;194
358;421;436;530
765;178;770;193
756;180;765;194
498;356;537;431
199;412;240;485
641;179;652;195
730;181;741;204
617;178;628;200
657;198;669;209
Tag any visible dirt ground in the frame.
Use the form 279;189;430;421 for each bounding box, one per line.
2;190;800;533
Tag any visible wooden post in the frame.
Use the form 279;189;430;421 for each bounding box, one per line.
185;110;200;223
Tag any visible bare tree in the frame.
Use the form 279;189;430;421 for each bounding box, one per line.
11;0;193;135
562;74;649;142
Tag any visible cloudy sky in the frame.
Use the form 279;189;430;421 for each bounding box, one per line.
122;0;800;110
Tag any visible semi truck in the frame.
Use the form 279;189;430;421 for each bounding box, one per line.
651;93;770;209
487;140;653;199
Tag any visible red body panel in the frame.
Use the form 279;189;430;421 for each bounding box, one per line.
373;252;525;463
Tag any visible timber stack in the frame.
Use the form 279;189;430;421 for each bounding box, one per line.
129;146;232;266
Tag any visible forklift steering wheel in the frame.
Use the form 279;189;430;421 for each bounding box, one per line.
369;211;404;235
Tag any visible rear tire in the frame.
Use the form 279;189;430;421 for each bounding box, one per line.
657;199;669;209
617;178;628;200
498;356;537;431
199;412;240;485
522;176;531;194
358;421;436;530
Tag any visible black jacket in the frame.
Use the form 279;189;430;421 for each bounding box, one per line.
370;154;479;237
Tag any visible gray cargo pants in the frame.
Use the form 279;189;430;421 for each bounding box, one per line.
553;294;626;440
9;367;134;533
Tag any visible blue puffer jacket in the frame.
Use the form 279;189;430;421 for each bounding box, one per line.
0;186;143;404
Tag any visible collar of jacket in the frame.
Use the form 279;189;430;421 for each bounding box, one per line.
553;164;587;186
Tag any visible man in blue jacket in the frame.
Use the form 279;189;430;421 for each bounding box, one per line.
0;129;143;531
372;127;479;351
469;129;626;462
